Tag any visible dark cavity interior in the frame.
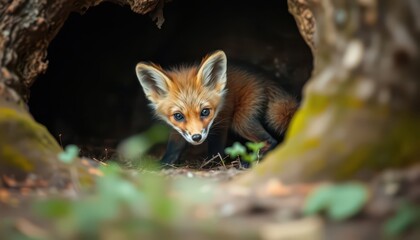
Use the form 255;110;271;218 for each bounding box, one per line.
28;0;313;159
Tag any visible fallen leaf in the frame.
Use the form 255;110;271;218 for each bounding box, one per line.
327;183;369;221
2;175;18;187
20;187;31;196
0;188;10;202
263;179;292;197
303;184;334;216
15;218;49;239
88;167;104;177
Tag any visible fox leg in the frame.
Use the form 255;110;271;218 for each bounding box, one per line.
161;130;187;166
248;124;278;155
207;126;229;158
233;119;278;156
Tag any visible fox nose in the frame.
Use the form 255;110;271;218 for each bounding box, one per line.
191;134;202;142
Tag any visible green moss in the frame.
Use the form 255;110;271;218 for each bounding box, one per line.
287;94;330;138
303;138;321;149
283;137;321;158
341;95;364;109
0;105;62;172
333;113;420;179
0;107;61;151
0;144;34;172
391;114;420;166
244;92;420;183
334;146;371;179
286;108;307;139
253;136;321;178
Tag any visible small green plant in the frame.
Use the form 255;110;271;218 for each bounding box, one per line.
117;124;170;169
384;201;420;237
303;183;369;221
224;141;265;167
58;144;80;164
31;162;214;239
57;144;81;190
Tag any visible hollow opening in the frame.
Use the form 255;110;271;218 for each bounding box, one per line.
28;0;313;160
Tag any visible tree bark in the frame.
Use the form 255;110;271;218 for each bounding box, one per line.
0;0;161;181
0;1;419;238
237;0;420;185
0;0;161;99
2;0;419;186
287;0;316;53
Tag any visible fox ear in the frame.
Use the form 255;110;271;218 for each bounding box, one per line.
135;63;171;102
197;50;227;92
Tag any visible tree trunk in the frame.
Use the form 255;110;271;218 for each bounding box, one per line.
237;0;420;185
0;0;161;181
1;1;419;238
2;0;419;185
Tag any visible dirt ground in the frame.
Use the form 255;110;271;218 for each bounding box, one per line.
1;147;420;240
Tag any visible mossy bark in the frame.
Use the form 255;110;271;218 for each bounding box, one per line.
238;0;420;184
0;0;161;182
0;95;63;178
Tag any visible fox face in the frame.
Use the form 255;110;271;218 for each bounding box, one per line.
136;51;227;145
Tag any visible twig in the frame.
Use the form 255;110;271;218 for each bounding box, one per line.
104;148;108;160
200;154;221;169
219;153;227;170
92;158;108;166
58;133;63;148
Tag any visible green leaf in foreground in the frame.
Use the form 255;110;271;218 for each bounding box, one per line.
304;183;369;221
303;185;335;215
225;142;247;158
245;142;265;153
327;183;368;220
58;145;79;164
384;202;420;236
35;199;72;218
117;124;170;161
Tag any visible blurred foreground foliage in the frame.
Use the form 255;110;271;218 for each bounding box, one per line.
384;201;420;237
304;183;369;220
116;124;170;169
1;163;216;240
0;125;219;239
225;142;265;167
0;124;419;239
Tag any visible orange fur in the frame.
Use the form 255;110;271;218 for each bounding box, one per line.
136;51;298;165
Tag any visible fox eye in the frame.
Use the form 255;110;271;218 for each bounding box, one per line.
173;112;185;122
200;108;210;118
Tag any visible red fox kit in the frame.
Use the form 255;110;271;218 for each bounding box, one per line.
135;51;297;166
